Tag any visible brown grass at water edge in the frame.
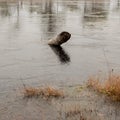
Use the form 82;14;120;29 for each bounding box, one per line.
23;86;64;98
64;105;86;120
87;74;120;101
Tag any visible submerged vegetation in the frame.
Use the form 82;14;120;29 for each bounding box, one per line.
87;74;120;101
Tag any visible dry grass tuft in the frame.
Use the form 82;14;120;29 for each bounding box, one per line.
65;105;86;120
58;103;86;120
87;74;120;101
23;86;64;98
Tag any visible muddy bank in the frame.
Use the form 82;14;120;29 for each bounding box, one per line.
0;85;120;120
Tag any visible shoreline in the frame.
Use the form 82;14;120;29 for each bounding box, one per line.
0;84;120;120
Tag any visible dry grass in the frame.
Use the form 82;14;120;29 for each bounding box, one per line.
57;103;86;120
64;105;86;120
87;74;120;101
23;86;64;99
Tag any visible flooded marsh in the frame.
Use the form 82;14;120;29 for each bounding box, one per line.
0;0;120;120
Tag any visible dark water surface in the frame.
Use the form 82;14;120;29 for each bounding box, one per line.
0;0;120;89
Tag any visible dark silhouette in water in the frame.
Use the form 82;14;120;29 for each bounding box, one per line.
49;45;70;64
48;31;71;46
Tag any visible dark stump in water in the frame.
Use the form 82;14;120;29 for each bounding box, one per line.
48;31;71;46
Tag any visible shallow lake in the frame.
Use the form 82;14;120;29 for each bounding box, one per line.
0;0;120;90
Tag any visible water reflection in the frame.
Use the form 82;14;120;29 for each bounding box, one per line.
0;0;120;30
110;0;120;10
49;45;70;64
0;2;11;17
82;0;109;24
42;0;57;36
28;0;60;39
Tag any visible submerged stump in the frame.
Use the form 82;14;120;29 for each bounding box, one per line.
48;31;71;46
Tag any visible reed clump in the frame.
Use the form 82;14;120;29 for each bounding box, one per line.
65;105;86;120
87;74;120;101
23;86;64;98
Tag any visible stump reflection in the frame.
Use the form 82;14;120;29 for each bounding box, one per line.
49;45;70;64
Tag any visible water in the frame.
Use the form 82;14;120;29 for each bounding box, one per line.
0;0;120;90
